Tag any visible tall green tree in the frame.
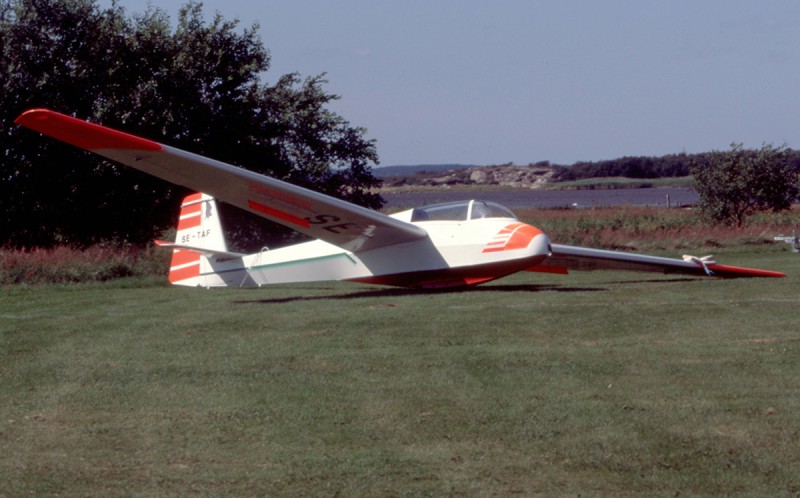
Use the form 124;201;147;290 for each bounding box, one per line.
691;143;799;227
0;0;382;247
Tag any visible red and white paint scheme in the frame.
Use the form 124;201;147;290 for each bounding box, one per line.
15;109;785;288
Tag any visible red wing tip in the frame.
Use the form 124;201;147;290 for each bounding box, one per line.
14;108;47;124
708;264;786;278
16;108;163;152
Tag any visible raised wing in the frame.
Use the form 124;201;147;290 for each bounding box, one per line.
15;109;427;253
530;244;785;278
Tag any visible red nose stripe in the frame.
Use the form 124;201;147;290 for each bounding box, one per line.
483;223;543;253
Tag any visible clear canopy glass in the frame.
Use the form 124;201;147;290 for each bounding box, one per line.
410;200;517;222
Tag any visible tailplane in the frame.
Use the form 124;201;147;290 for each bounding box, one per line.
156;193;245;286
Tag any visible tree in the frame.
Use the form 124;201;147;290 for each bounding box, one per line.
691;143;799;227
0;0;382;247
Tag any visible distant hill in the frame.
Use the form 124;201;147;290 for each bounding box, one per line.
373;164;476;177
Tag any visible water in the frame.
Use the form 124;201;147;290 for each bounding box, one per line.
383;187;698;210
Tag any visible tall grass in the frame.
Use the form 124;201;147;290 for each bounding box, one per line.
521;205;799;252
0;244;169;285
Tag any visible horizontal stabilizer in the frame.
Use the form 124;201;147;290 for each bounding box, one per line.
154;240;245;259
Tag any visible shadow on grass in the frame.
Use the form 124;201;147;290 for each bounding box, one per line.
231;283;607;305
601;277;700;285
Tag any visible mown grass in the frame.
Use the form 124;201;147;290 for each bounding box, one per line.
1;207;798;496
1;248;799;496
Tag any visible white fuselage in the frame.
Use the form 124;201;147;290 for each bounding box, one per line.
198;213;551;288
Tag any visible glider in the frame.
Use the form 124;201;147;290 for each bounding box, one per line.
15;109;785;288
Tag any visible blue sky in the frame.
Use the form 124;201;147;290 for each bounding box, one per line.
99;1;800;167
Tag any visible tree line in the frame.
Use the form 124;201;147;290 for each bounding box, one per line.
1;0;382;249
553;150;800;182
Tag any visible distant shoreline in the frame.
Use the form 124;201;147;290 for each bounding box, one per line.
379;176;693;194
382;186;698;210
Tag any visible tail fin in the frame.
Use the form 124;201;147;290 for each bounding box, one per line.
157;193;244;286
175;192;227;253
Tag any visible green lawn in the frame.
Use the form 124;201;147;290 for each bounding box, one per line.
548;176;695;190
1;251;799;496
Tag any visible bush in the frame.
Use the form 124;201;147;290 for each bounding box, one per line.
691;143;800;226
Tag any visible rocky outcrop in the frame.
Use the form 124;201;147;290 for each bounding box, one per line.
383;164;558;189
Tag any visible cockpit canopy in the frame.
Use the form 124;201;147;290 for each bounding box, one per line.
409;200;517;222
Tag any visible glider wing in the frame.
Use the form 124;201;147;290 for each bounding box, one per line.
530;244;785;278
15;109;428;253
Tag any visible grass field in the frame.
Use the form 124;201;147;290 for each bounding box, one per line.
1;247;799;496
547;176;695;190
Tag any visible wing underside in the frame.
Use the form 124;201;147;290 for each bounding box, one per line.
531;244;785;278
15;109;428;253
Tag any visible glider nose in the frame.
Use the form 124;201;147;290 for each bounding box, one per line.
528;230;552;264
481;222;551;265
